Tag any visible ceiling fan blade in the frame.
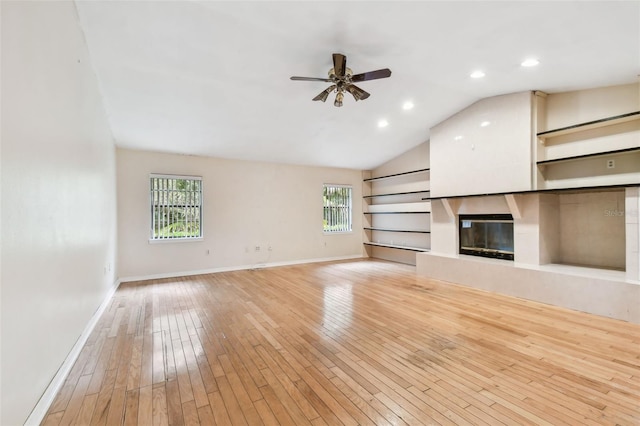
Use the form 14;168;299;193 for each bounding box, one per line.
351;68;392;82
313;85;336;102
333;53;347;78
291;76;333;82
346;84;370;101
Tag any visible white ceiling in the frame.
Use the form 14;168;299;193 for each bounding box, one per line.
75;1;639;170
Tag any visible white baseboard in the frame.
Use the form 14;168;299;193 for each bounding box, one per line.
119;254;365;283
25;279;122;426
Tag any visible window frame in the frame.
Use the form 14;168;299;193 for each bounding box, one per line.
322;184;353;234
149;173;203;243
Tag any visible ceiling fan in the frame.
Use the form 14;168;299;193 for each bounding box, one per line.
290;53;392;107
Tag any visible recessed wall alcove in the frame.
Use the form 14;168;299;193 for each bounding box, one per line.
540;189;626;271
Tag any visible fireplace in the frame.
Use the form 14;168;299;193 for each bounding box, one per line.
459;214;514;260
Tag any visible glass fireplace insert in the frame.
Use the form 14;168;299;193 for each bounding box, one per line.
459;214;514;260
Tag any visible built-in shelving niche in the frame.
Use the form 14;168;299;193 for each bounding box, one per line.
363;167;431;264
536;111;640;190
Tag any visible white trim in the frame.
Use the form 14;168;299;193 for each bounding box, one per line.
148;237;204;244
119;254;365;283
25;279;122;426
149;173;202;181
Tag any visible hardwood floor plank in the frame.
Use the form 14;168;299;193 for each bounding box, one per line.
58;374;92;426
207;391;232;425
195;405;215;426
89;368;117;426
214;375;248;425
253;398;279;426
165;379;184;426
126;335;143;391
104;385;126;426
259;384;298;425
258;365;315;425
329;366;407;426
42;259;640;426
181;400;200;426
42;410;65;426
172;336;195;404
74;393;99;426
136;385;152;426
122;389;139;426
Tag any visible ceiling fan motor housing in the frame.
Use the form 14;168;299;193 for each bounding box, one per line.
329;67;353;81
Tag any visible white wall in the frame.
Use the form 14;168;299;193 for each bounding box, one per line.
430;91;533;197
117;149;363;279
1;2;117;425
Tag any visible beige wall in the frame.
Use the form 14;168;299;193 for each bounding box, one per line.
558;190;626;270
1;2;118;424
543;83;639;130
430;91;533;197
117;149;363;279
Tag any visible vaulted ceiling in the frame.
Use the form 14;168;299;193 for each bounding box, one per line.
75;1;639;170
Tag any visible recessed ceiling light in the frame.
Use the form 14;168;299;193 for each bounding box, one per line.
470;70;485;79
480;121;491;127
378;119;389;128
402;101;414;110
454;135;464;141
521;58;540;67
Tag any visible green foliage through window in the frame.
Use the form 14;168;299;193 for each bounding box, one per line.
151;176;202;240
323;185;352;233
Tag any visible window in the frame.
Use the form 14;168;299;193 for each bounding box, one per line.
150;174;202;241
323;184;352;233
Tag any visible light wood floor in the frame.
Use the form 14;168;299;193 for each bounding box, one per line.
43;259;640;425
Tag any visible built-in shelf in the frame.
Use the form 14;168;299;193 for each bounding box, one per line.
537;111;640;139
426;183;640;200
363;168;430;182
537;146;640;166
364;211;430;214
364;227;430;234
363;162;431;261
363;242;429;252
363;190;430;199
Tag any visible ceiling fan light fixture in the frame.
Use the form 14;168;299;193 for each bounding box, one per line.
334;91;344;107
312;84;336;102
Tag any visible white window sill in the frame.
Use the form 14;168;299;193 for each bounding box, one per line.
149;237;204;244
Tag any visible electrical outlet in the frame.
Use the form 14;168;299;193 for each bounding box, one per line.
268;246;272;251
607;159;615;169
255;246;261;251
